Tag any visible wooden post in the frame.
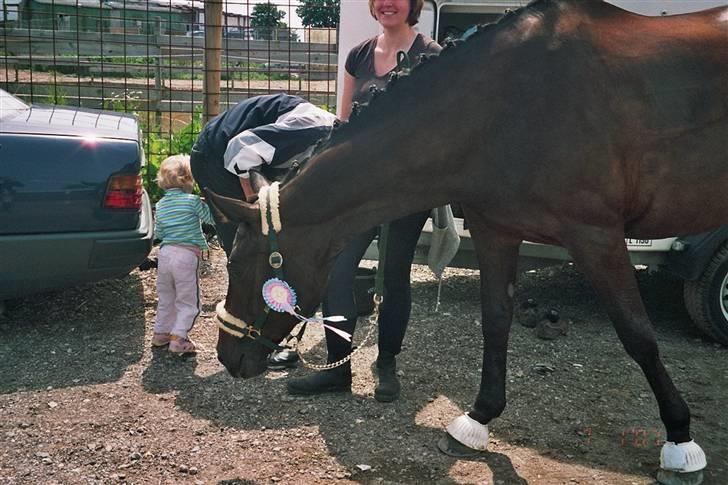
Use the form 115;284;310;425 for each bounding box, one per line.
203;0;223;123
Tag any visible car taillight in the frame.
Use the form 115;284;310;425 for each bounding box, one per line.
104;174;143;209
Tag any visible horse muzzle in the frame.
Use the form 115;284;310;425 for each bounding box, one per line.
216;330;269;378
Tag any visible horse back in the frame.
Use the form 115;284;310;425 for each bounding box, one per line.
587;4;728;236
469;1;728;239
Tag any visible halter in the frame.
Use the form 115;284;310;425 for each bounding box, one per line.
215;181;386;370
215;182;292;353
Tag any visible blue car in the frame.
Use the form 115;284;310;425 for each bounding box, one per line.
0;89;153;301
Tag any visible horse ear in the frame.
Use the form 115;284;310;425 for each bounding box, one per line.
249;169;270;194
203;188;259;225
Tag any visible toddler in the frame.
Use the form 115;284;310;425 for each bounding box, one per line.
152;155;214;354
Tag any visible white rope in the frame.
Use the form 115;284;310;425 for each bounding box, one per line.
269;181;282;232
258;185;270;235
257;182;281;236
297;300;381;370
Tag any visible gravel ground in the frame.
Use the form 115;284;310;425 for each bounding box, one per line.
1;246;727;485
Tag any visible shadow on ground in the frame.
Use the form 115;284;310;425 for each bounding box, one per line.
0;274;146;393
142;266;727;483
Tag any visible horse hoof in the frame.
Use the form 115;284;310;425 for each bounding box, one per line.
437;433;485;458
656;469;704;485
658;440;706;485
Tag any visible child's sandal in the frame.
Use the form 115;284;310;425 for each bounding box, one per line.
169;335;197;354
151;332;171;347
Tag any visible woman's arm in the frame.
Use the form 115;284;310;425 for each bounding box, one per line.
338;72;356;121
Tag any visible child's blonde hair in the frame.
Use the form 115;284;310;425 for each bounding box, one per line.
156;154;194;192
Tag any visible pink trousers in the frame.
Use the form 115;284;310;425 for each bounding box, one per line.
155;245;201;339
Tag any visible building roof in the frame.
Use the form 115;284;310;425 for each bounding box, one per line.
31;0;112;7
30;0;246;17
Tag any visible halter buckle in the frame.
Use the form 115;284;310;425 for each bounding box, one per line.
268;251;283;269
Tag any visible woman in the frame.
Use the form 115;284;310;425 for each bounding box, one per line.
287;0;441;402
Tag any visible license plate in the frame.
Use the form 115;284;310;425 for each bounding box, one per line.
626;239;653;247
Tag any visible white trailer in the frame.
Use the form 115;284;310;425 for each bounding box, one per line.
340;0;728;344
337;0;728;108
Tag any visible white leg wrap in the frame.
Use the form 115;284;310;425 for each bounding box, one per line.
446;414;489;451
660;440;707;473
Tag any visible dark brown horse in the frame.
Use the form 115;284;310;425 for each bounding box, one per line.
208;0;728;482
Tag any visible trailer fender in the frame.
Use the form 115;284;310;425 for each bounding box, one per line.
665;226;728;281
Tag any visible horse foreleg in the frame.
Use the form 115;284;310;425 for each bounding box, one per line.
438;225;520;457
564;227;706;484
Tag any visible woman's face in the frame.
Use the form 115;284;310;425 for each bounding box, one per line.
373;0;411;29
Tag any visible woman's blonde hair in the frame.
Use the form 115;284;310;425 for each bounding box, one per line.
369;0;424;26
156;154;194;193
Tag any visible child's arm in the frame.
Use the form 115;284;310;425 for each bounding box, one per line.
195;197;215;226
154;203;165;240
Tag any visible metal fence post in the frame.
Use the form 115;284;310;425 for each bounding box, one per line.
153;54;162;128
203;0;222;123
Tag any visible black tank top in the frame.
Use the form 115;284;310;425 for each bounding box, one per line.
344;33;442;106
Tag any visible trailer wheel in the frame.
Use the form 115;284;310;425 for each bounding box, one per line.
684;242;728;345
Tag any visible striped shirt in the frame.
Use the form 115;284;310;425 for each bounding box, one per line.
154;189;214;250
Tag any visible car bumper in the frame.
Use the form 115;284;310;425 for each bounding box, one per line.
0;192;154;300
364;217;675;271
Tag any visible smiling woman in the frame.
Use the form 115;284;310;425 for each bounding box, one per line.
282;0;442;402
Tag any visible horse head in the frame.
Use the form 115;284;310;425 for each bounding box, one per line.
205;183;338;378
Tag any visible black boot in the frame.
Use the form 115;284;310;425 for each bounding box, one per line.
287;362;352;396
374;351;400;402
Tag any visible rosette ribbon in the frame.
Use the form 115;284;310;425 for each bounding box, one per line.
262;278;352;342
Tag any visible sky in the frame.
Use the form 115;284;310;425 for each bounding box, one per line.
224;0;304;29
163;0;304;28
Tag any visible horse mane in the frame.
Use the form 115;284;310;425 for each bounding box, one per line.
281;0;560;187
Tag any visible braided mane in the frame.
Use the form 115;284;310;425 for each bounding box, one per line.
282;0;555;185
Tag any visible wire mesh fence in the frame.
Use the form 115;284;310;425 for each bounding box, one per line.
0;0;338;196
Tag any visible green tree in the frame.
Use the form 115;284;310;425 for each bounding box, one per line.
276;23;300;42
251;3;286;40
296;0;340;28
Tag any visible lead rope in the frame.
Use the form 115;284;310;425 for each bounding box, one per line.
294;224;390;370
295;297;382;370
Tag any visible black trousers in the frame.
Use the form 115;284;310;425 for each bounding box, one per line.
190;147;241;257
322;210;430;361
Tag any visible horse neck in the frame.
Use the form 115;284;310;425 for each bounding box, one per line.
278;120;449;240
276;12;533;238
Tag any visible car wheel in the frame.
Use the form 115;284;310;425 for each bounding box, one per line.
684;242;728;345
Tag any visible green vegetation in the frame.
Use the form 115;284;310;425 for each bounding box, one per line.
141;108;202;202
96;89;202;202
87;55;154;65
44;83;69;105
319;103;335;114
251;3;286;40
297;0;340;28
25;57;297;81
102;89;144;112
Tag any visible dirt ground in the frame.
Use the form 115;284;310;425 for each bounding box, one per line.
1;246;727;485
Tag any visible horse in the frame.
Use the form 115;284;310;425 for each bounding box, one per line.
207;0;728;482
